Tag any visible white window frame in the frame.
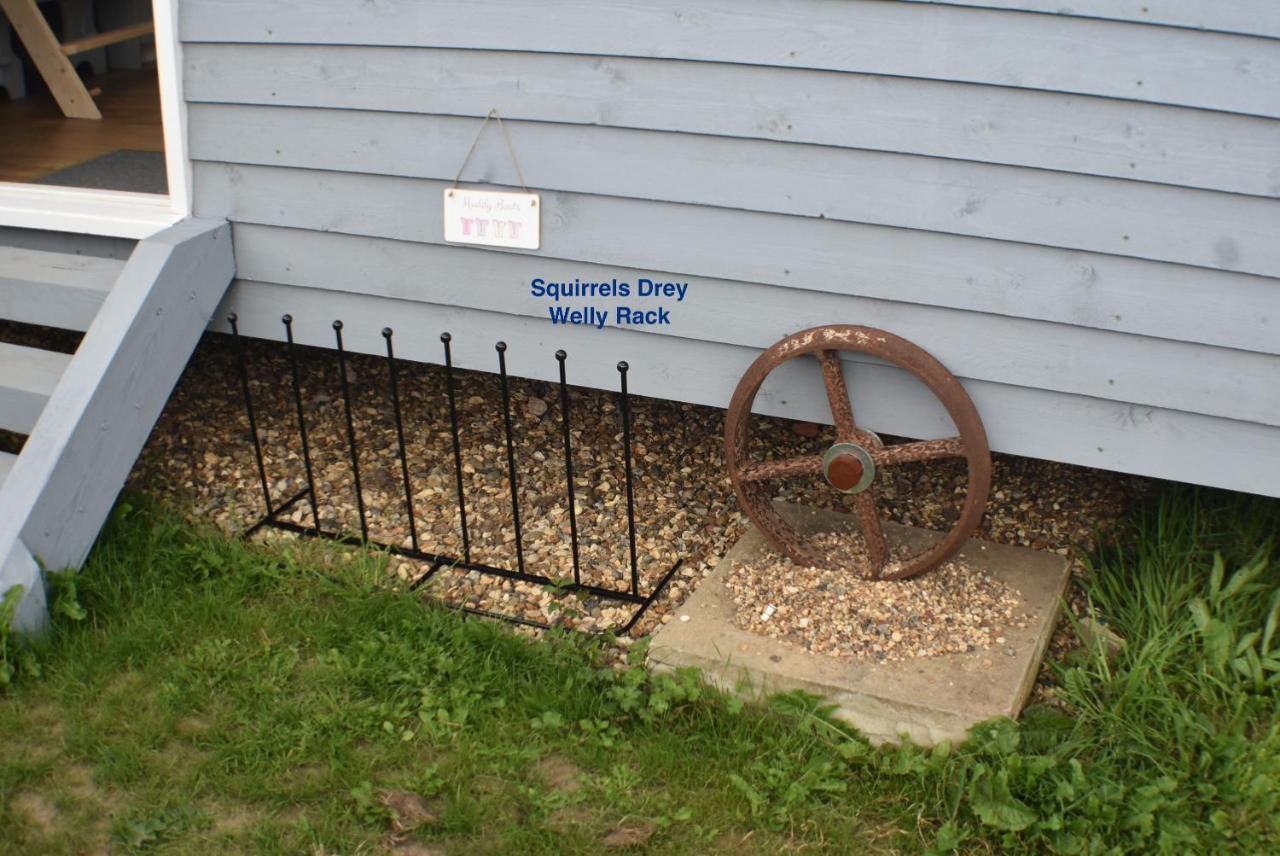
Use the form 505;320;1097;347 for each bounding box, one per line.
0;0;189;239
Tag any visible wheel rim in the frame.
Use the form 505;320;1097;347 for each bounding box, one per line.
724;325;992;580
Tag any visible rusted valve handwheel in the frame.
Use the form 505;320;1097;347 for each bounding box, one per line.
724;326;992;580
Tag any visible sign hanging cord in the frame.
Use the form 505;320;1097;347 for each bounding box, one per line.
451;108;531;194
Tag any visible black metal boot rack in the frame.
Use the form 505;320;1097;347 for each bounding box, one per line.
228;314;682;635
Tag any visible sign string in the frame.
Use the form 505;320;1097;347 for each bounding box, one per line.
451;108;531;194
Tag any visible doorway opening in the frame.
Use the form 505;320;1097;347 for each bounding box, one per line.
1;0;164;193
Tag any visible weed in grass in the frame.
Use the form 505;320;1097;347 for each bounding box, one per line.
0;585;39;687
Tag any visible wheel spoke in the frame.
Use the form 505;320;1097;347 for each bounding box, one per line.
818;350;859;442
851;490;889;574
738;455;823;482
872;436;965;466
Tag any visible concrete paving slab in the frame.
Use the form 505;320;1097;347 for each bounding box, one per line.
649;501;1070;746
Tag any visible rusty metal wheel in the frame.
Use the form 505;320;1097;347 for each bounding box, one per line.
724;326;992;580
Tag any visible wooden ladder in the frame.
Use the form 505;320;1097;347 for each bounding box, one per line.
0;0;153;119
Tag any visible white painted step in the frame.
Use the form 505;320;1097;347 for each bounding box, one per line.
0;451;14;486
0;246;122;331
0;342;72;433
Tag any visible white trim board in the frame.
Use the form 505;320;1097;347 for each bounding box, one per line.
0;0;190;238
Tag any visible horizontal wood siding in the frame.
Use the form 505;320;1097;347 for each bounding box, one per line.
216;220;1280;428
182;0;1280;496
192;163;1280;355
182;0;1280;116
183;45;1280;197
187;105;1280;277
901;2;1280;39
219;280;1280;498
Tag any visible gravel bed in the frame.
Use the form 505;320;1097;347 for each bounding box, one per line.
724;530;1023;661
127;333;1152;648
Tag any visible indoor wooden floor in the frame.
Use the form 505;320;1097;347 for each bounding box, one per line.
0;65;163;183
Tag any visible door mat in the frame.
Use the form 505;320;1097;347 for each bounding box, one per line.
35;149;167;194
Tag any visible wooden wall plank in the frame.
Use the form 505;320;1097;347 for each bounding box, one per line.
178;0;1280;117
904;1;1280;39
182;44;1280;198
216;280;1280;499
220;222;1280;428
194;163;1280;356
188;105;1280;277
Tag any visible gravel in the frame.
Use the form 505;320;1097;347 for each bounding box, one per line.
724;530;1023;661
127;333;1152;646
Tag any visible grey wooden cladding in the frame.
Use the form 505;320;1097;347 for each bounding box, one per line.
215;280;1280;499
180;0;1280;498
180;0;1280;117
219;223;1280;430
0;342;71;434
188;104;1280;278
181;44;1280;198
903;1;1280;39
0;226;135;260
194;163;1280;357
0;246;118;331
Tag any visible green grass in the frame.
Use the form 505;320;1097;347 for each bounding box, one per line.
1;487;1278;854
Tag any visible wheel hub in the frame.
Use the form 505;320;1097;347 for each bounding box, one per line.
822;443;875;493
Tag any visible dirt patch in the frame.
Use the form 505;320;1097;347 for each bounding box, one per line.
387;843;447;856
10;791;58;835
23;703;66;738
277;805;309;824
9;703;67;764
174;715;214;739
55;763;121;846
378;789;440;835
602;819;657;849
533;754;584;794
211;803;263;835
62;764;100;801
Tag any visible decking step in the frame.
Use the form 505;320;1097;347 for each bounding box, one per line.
0;451;14;485
0;342;72;433
0;246;122;331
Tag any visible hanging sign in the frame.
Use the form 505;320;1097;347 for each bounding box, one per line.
443;188;540;250
443;109;541;250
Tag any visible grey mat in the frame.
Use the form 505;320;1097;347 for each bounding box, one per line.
35;149;167;194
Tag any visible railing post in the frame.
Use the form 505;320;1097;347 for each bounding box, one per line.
383;328;419;552
282;314;321;533
496;342;526;575
618;361;640;597
555;350;582;586
441;333;471;563
228;313;273;515
332;320;369;542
